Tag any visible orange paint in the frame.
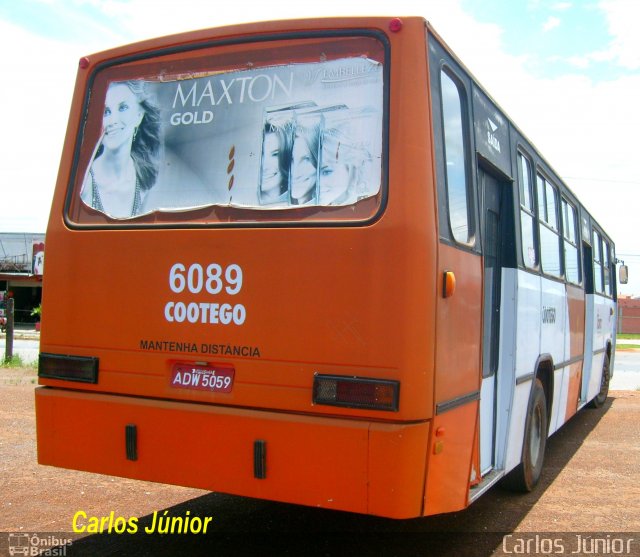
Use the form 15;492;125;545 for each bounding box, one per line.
38;18;442;518
565;284;586;420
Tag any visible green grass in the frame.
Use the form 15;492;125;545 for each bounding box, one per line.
617;344;640;350
618;333;640;340
1;355;38;385
1;354;37;369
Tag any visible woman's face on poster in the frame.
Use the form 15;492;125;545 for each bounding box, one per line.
291;135;316;203
102;83;144;152
260;130;283;197
318;147;351;205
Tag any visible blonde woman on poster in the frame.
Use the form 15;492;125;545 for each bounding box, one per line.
318;130;372;206
81;81;161;218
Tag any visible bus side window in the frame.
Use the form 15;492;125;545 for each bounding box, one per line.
517;152;537;268
536;174;561;277
593;230;604;293
561;198;581;284
440;69;472;244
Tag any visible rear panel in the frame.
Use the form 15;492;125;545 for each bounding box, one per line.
37;17;440;518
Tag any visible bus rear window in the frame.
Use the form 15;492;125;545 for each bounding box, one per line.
65;35;387;227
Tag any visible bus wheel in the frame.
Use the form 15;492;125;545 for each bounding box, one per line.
588;355;610;409
502;378;548;493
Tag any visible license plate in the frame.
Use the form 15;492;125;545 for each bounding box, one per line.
170;363;235;393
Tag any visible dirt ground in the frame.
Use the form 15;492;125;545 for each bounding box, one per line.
1;367;639;556
0;368;209;532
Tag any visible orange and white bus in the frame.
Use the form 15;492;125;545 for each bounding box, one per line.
36;16;625;519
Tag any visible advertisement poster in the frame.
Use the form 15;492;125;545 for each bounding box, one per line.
32;241;45;276
80;57;384;219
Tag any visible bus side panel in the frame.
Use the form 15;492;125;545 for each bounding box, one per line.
505;270;540;473
368;422;431;518
541;277;566;436
424;243;482;514
585;294;615;401
433;244;482;403
423;402;478;516
564;283;585;421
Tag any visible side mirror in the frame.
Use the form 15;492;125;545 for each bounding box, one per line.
619;264;629;285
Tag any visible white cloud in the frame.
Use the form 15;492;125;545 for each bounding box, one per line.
546;1;640;74
599;0;640;69
0;20;79;231
542;16;561;31
565;55;590;68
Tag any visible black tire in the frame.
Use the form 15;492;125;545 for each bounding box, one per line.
502;378;548;492
588;354;610;409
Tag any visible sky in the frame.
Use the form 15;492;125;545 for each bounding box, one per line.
0;0;638;295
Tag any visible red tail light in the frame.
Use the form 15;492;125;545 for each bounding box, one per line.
313;375;399;411
38;353;99;383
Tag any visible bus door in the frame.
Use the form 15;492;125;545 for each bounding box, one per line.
582;227;612;402
581;233;595;402
479;167;506;474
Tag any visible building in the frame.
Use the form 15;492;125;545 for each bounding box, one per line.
0;232;45;325
618;295;640;334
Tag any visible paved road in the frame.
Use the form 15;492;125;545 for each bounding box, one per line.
2;337;639;390
613;350;640;390
0;338;39;365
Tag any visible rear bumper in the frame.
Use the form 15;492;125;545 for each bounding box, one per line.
35;387;430;518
